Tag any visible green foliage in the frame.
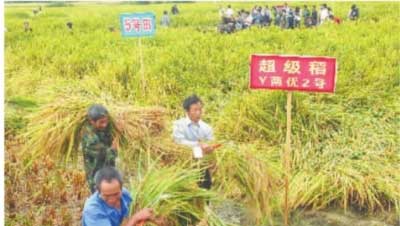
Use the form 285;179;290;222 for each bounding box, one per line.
5;2;400;225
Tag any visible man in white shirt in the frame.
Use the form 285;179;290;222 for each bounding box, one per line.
320;4;330;24
172;95;220;189
224;5;235;19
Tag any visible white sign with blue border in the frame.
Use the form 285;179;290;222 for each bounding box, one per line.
120;12;156;37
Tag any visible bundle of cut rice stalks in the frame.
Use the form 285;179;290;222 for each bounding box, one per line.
129;160;236;226
20;95;166;167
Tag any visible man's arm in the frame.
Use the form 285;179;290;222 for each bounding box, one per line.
82;134;118;163
200;124;221;155
82;210;112;226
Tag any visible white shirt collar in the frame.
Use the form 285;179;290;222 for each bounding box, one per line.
185;116;201;126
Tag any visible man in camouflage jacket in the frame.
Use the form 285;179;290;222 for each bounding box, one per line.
81;104;118;193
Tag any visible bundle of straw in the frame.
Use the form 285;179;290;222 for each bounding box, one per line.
21;95;166;166
112;105;165;146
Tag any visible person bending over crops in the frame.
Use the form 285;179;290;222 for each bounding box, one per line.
329;14;342;25
82;167;156;226
81;104;118;193
172;95;221;190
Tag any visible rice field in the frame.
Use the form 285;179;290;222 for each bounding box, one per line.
4;1;400;226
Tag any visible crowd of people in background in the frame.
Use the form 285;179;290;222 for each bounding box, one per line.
13;4;180;32
218;3;360;34
9;3;361;34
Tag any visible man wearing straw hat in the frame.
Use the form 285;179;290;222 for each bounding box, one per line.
81;104;118;193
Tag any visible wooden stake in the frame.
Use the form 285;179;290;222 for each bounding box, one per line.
284;91;292;226
138;38;146;92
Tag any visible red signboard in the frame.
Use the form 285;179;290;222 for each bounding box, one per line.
250;55;337;93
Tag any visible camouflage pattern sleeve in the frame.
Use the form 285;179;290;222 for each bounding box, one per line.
81;132;117;166
81;127;117;192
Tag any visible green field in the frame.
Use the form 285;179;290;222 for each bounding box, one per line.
4;2;400;226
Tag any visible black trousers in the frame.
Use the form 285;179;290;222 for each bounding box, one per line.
198;168;212;190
